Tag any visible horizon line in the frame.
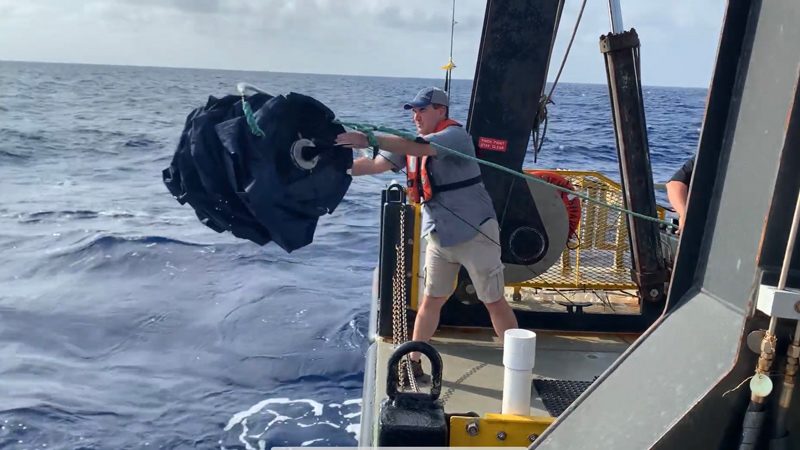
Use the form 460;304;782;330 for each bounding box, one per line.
0;58;709;90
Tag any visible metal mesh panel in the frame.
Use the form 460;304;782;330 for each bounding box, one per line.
533;378;594;417
511;170;666;291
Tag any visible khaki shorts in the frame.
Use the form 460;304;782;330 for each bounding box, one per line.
424;219;505;303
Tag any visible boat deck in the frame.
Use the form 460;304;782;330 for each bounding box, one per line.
374;327;637;418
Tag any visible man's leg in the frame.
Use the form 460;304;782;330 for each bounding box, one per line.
410;234;459;363
408;294;452;366
459;219;518;340
483;296;519;341
412;293;450;347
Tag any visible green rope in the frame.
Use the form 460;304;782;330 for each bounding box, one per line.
338;121;380;148
241;96;265;137
335;120;675;229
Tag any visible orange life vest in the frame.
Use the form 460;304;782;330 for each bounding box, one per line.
406;119;482;203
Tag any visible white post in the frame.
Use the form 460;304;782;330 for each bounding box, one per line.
607;0;624;34
501;329;537;415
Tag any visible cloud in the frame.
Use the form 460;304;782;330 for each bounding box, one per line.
0;0;725;86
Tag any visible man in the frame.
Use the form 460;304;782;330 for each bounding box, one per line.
666;155;695;234
335;87;518;379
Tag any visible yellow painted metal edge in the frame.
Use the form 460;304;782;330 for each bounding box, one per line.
410;202;422;311
507;281;638;290
450;413;555;447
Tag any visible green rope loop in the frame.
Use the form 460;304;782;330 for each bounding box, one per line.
335;121;380;158
241;96;265;137
336;120;675;229
337;121;380;147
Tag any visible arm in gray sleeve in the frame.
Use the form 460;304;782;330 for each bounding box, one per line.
377;150;406;173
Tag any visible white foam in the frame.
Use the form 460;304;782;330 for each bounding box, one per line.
266;414;294;428
296;422;335;429
225;397;324;431
237;418;254;450
224;396;362;449
346;423;360;438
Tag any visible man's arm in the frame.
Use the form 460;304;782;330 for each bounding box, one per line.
351;156;396;176
375;134;436;157
336;132;435;157
666;180;689;233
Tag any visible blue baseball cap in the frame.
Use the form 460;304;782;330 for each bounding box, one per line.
403;87;450;110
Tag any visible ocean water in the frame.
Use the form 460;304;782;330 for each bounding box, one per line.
0;60;704;449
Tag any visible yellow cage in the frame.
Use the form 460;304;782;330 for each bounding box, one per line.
510;170;667;292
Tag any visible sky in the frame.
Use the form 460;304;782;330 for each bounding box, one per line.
0;0;726;88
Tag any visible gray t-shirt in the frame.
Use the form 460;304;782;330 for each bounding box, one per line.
379;125;496;247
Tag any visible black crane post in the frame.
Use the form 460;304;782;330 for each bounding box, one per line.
600;29;668;304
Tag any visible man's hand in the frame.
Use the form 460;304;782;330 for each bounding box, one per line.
336;131;369;149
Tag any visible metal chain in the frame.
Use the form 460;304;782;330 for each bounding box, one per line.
440;362;488;405
391;207;418;392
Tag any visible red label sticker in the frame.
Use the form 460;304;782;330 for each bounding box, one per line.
478;137;508;152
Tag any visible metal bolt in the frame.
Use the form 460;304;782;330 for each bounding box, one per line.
466;421;479;436
497;431;507;441
649;288;659;298
529;434;539;442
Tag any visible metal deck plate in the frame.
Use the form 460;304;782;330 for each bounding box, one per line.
371;328;631;426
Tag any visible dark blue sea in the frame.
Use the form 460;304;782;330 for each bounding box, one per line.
0;60;704;449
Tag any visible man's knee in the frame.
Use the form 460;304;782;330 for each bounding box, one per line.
483;296;510;311
420;294;449;311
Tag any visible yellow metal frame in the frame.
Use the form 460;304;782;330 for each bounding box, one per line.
450;413;555;447
509;169;667;291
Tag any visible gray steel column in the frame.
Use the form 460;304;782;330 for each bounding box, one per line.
607;0;624;33
600;29;668;303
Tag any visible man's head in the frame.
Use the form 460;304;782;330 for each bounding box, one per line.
404;87;449;135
